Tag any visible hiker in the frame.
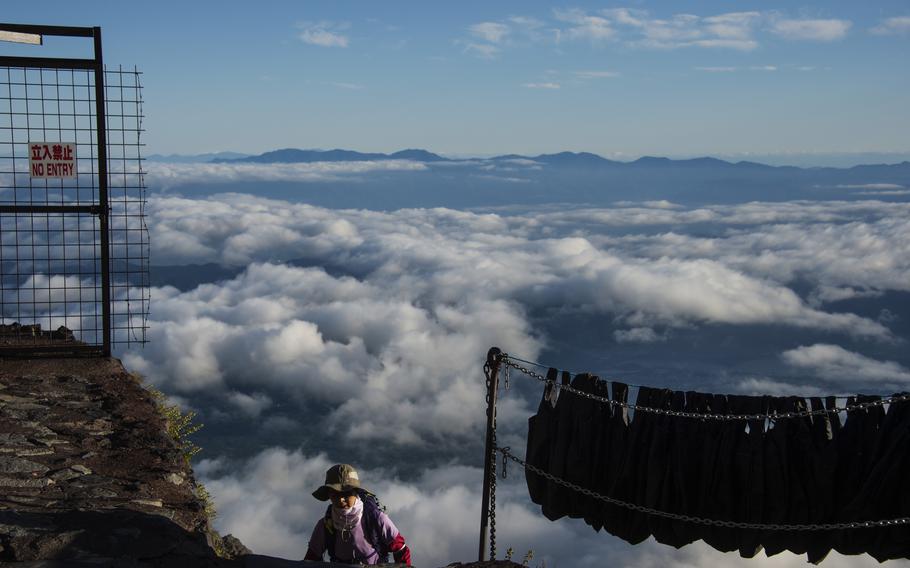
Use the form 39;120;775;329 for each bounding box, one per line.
304;463;412;565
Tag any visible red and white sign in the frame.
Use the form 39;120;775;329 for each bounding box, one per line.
29;142;77;178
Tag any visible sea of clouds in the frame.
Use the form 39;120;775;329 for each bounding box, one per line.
107;186;910;567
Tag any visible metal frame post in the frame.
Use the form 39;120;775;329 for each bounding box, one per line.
478;346;502;561
92;26;111;357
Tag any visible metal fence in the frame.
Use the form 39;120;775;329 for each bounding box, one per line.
0;24;148;356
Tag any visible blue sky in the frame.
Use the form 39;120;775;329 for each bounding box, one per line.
3;1;909;158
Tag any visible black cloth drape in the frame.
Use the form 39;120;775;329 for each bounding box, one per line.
524;373;910;563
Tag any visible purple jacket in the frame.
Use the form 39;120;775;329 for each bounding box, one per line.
304;509;410;565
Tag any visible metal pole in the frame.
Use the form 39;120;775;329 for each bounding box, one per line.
92;26;111;357
478;346;502;561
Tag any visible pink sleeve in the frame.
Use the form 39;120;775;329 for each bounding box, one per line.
379;512;411;565
390;532;411;565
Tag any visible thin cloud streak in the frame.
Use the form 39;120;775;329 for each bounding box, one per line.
144;161;428;190
458;9;884;56
782;344;910;387
522;82;561;89
770;18;852;41
469;22;510;43
298;21;350;47
870;16;910;36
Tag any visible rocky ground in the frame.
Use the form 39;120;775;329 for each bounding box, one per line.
0;356;223;564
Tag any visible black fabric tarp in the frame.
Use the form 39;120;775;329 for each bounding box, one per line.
524;368;910;563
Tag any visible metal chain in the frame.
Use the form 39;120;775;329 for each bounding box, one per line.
484;357;498;561
496;446;910;531
489;429;497;560
500;355;910;421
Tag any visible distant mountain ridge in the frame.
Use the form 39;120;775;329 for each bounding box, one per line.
144;147;910;210
217;148;448;164
214;147;910;171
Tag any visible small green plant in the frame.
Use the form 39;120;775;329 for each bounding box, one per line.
503;546;534;566
146;384;203;466
144;383;214;521
137;376;224;555
196;480;218;522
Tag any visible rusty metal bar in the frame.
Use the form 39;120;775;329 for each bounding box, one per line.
478;346;502;561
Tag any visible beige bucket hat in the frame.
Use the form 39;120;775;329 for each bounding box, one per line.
312;464;367;501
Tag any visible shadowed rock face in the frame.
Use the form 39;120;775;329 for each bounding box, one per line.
0;356;221;564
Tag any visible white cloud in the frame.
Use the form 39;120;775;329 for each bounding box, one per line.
461;16;552;56
870;16;910;36
599;9;760;51
120;195;910;565
458;10;857;56
770;18;851;41
836;183;904;190
508;16;545;31
522;82;561;89
734;377;826;397
554;9;616;42
326;81;365;90
782;344;910;387
227;391;273;418
144;160;428;190
808;285;883;306
858;190;910;196
702;11;762;40
469;22;510;43
298;22;350;47
601;8;647;28
121;196;910;457
614;327;665;343
463;42;499;59
127;262;540;446
574;70;620;79
471;174;532;184
750;65;778;71
689;39;758;50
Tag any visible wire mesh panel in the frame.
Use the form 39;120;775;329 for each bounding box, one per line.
0;60;148;353
106;66;149;348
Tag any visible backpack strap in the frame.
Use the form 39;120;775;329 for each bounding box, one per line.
322;504;338;562
357;490;391;563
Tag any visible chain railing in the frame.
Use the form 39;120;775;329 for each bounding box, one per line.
479;347;501;561
500;353;910;421
478;348;910;560
495;445;910;531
